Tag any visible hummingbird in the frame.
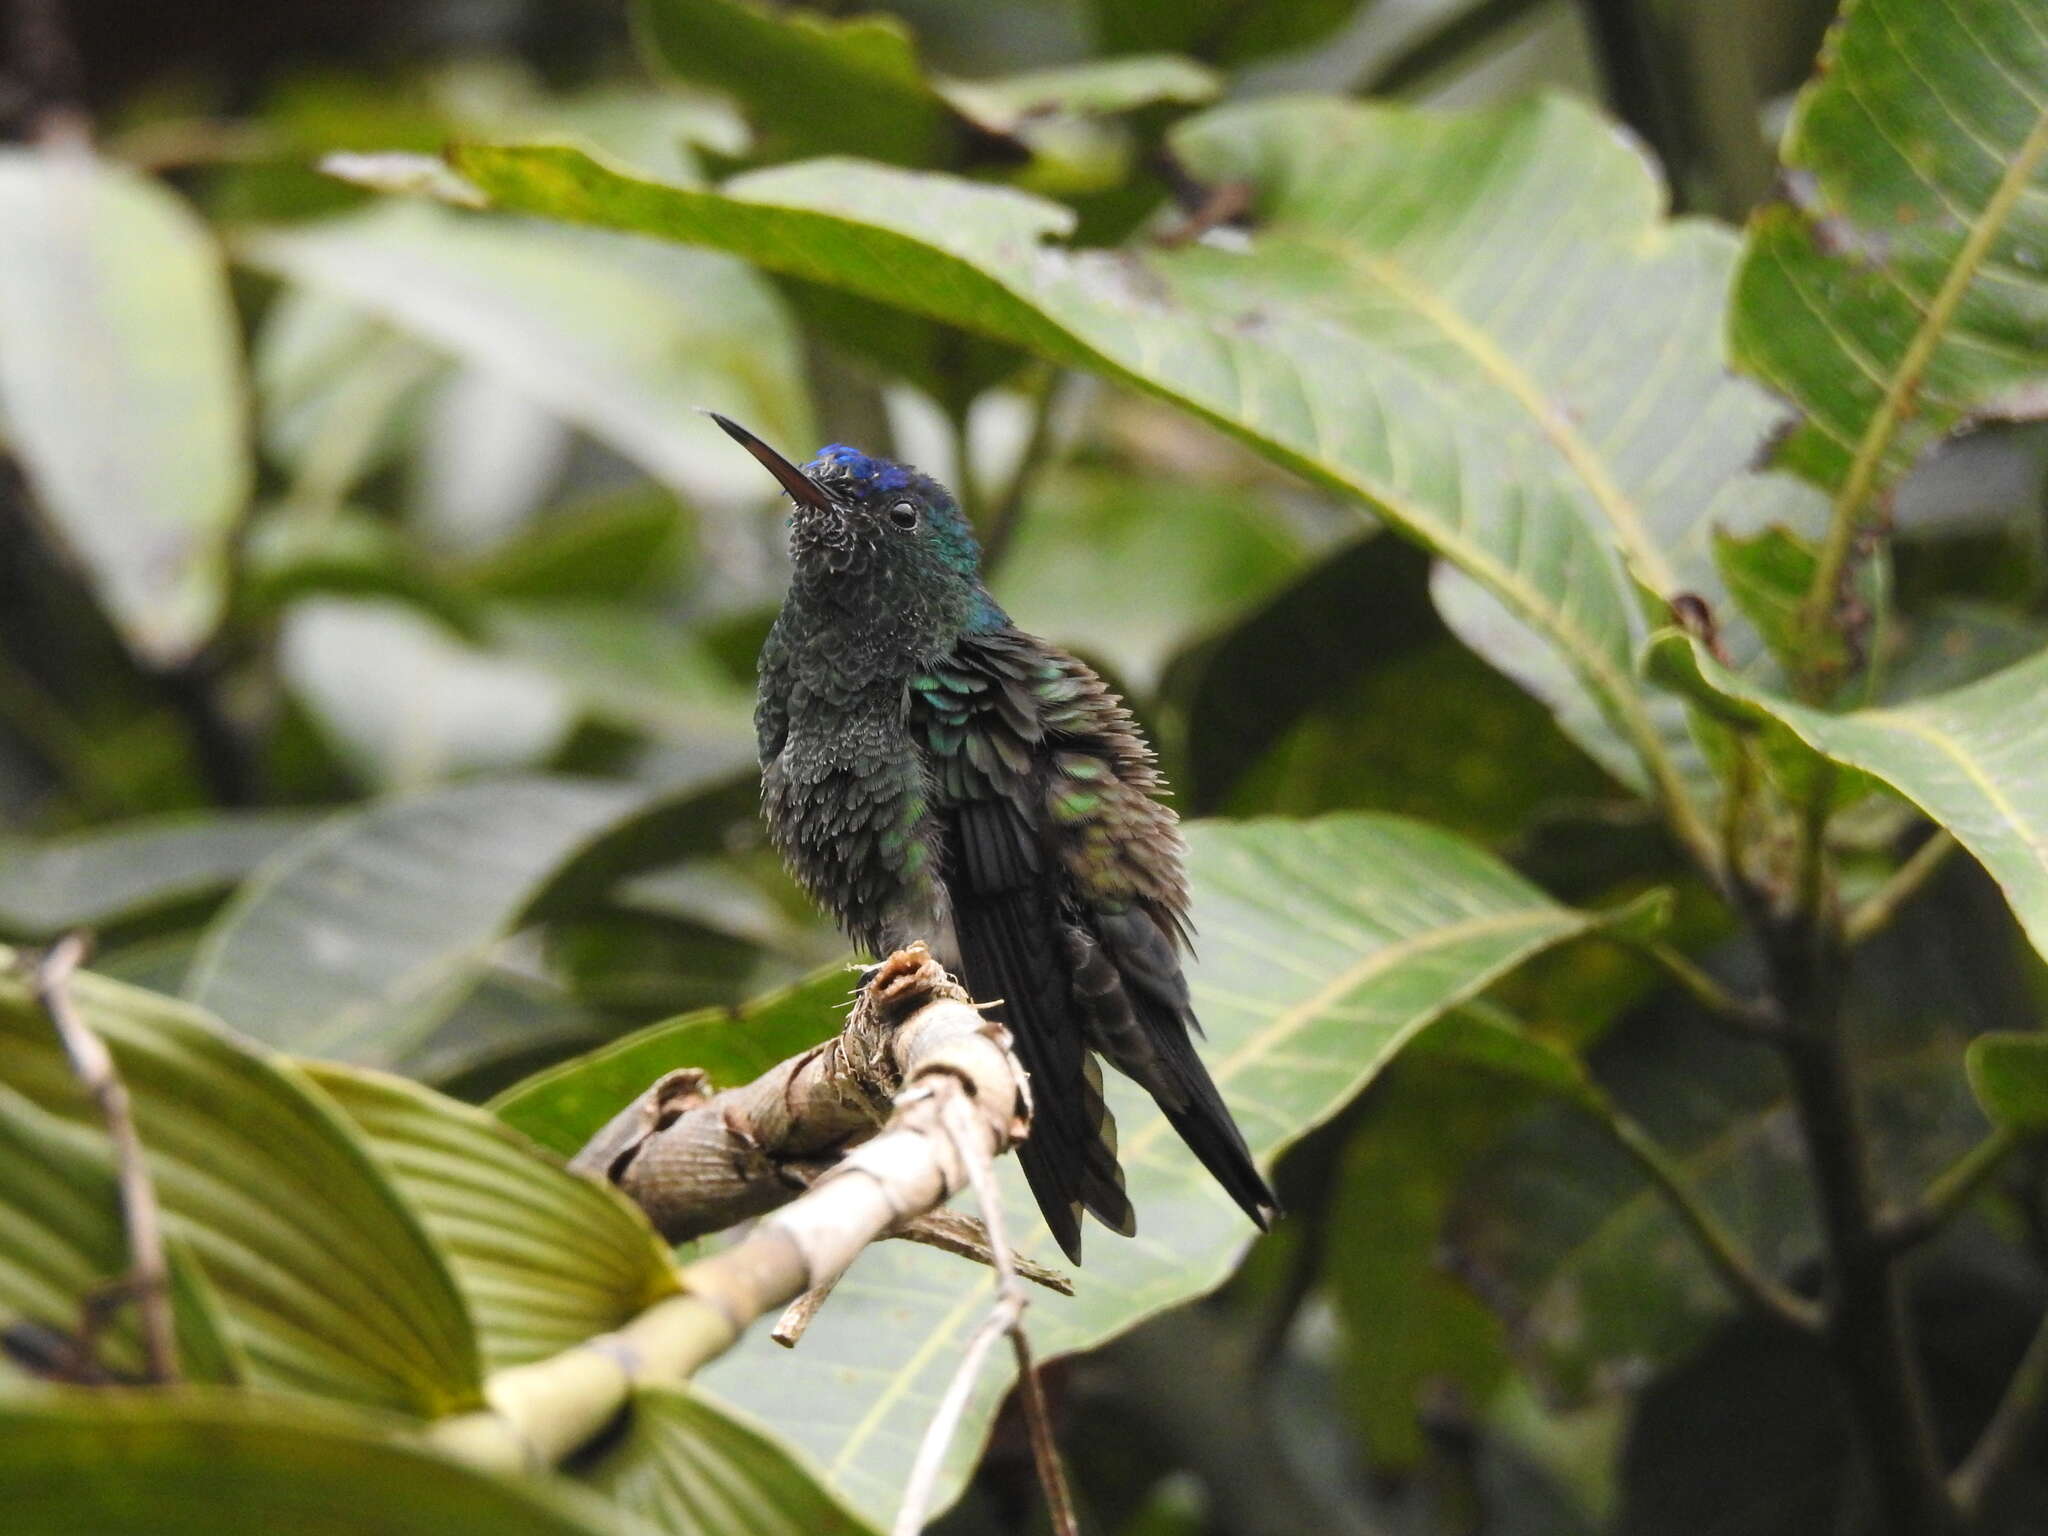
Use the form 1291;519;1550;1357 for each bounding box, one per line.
712;414;1276;1263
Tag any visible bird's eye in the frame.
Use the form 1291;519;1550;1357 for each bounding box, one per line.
887;500;920;532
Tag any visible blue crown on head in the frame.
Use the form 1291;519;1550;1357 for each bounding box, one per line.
806;444;918;495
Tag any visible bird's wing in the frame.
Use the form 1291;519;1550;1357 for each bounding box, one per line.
919;628;1275;1246
911;630;1133;1260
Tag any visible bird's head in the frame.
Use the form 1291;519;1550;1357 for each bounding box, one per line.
711;414;1004;645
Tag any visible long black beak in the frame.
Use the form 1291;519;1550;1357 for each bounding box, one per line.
706;412;835;513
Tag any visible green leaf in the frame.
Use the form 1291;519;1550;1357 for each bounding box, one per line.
184;777;655;1066
1650;635;2048;961
636;0;1003;169
1088;0;1367;65
442;93;1825;863
0;1080;243;1385
0;811;322;938
237;201;811;510
997;466;1313;694
1713;525;1831;678
0;1389;652;1536
304;1063;678;1372
279;597;575;790
1732;0;2048;505
693;814;1641;1527
455;487;689;601
0;955;480;1412
576;1386;868;1535
0;149;251;665
492;966;851;1157
937;56;1219;133
1966;1031;2048;1132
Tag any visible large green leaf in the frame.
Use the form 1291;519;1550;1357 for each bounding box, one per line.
1653;635;2048;962
435;92;1824;861
0;811;321;938
1087;0;1367;65
575;1386;868;1535
0;956;479;1412
637;0;996;169
0;1080;242;1385
492;966;851;1157
0;1389;651;1536
690;814;1644;1527
305;1063;678;1372
0;149;251;665
238;201;810;511
1732;0;2048;510
184;778;660;1065
1966;1031;2048;1132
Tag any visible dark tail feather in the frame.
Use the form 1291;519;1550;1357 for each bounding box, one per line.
1152;1027;1277;1229
954;889;1132;1263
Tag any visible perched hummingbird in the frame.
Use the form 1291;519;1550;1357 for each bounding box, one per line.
713;414;1276;1262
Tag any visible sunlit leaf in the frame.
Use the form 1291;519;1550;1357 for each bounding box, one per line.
305;1063;678;1371
575;1386;868;1535
0;954;480;1412
1732;0;2048;503
0;1389;651;1536
0;148;250;665
1651;633;2048;962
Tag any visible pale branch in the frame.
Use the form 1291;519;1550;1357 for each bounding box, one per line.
22;934;179;1383
429;945;1034;1474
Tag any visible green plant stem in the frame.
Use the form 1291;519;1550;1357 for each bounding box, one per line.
1763;913;1958;1535
1355;0;1556;98
1626;937;1784;1038
1880;1128;2022;1254
1951;1305;2048;1521
977;365;1061;576
1845;832;1960;948
1593;1100;1821;1334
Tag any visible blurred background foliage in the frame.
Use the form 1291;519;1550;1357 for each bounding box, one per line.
6;0;2048;1533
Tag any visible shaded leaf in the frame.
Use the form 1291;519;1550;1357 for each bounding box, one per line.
694;814;1646;1527
997;466;1313;694
1088;0;1367;65
184;777;652;1065
455;487;689;601
281;597;576;790
0;1080;242;1385
0;149;250;665
0;954;480;1412
637;0;1009;170
0;811;321;938
239;201;810;510
1966;1031;2048;1132
305;1063;678;1371
574;1386;868;1534
0;1389;652;1536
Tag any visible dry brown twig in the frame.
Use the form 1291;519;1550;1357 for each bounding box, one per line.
23;933;179;1382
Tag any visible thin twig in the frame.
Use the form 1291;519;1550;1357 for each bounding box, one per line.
1845;831;1959;948
977;365;1063;576
771;1276;841;1348
1951;1305;2048;1519
893;1089;1076;1536
27;935;178;1382
890;1208;1073;1295
1880;1127;2022;1254
1622;937;1784;1038
1592;1100;1822;1335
